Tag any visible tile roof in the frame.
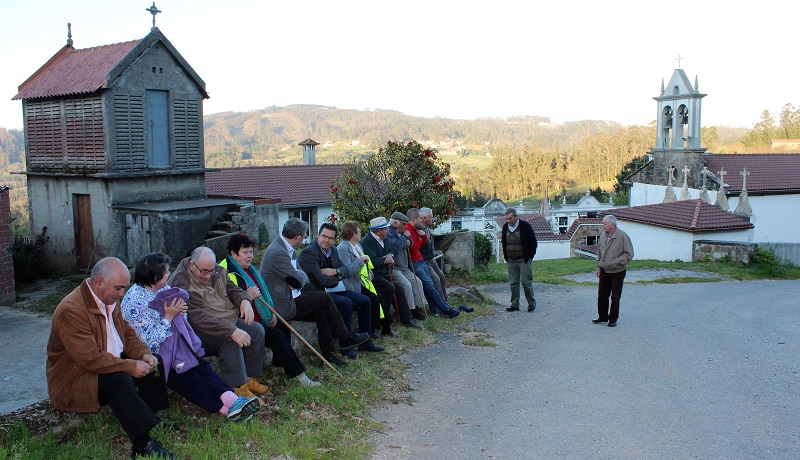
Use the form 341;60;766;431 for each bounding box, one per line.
703;153;800;193
608;199;753;232
205;164;345;206
13;40;140;100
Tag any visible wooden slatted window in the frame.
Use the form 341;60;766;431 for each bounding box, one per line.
24;100;63;170
114;94;146;170
173;98;201;168
64;97;105;169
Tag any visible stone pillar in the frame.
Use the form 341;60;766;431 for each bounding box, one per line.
0;187;16;305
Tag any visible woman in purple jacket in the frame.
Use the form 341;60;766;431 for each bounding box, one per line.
122;253;259;422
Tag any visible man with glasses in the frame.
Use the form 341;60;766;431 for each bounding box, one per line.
169;247;270;399
261;218;369;366
501;207;538;312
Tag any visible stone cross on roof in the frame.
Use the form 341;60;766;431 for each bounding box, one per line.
740;168;750;191
676;54;682;68
146;2;162;30
679;165;692;200
699;166;710;204
715;167;729;211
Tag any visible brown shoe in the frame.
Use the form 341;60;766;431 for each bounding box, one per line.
247;377;270;396
234;384;256;399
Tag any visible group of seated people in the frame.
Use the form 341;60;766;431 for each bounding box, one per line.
45;207;463;459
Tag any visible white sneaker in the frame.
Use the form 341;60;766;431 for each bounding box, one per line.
297;372;321;387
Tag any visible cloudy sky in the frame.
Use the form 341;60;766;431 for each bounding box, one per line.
1;0;797;131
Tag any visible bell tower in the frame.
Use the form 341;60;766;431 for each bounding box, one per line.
644;67;708;188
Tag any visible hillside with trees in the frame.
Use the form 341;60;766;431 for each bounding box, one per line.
0;103;771;236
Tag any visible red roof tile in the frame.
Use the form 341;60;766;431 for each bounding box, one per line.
14;40;140;100
205;164;345;206
608;199;753;232
703;153;800;193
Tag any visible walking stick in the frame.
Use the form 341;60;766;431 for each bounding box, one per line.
254;296;343;378
386;263;403;322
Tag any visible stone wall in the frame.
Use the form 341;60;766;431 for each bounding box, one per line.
758;242;800;266
692;240;757;263
0;187;14;305
439;231;474;271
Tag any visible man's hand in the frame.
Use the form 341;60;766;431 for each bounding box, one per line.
231;328;251;347
269;313;277;327
359;255;369;263
239;300;254;325
245;285;260;301
417;229;426;237
595;269;600;278
162;297;185;322
403;229;412;238
384;254;394;265
321;268;338;276
130;359;153;378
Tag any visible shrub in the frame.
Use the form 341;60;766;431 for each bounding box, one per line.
473;231;492;267
12;227;48;283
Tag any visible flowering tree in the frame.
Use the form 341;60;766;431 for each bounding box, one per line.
330;140;458;229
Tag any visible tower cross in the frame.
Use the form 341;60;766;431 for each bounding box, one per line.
146;2;162;30
718;167;727;189
676;55;683;68
701;166;709;189
682;165;690;187
740;168;750;190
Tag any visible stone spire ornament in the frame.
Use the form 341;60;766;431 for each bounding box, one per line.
715;167;729;211
699;166;710;204
733;168;754;217
663;166;677;203
66;23;73;46
679;165;692;200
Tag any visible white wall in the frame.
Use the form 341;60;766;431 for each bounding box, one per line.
495;239;570;262
727;194;800;243
621;221;694;262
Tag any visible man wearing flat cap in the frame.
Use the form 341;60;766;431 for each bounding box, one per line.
360;216;416;328
386;211;427;320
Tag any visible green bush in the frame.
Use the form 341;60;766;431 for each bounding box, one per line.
473;231;492;267
12;227;49;283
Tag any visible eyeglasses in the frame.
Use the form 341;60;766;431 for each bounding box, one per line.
192;260;217;276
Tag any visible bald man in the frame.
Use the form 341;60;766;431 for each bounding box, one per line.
47;257;174;459
169;247;268;398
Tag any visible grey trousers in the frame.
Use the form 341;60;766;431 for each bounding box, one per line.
393;267;425;308
425;259;448;302
507;258;535;308
195;318;265;388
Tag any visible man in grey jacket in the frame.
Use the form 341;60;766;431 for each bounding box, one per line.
593;215;634;327
260;218;369;366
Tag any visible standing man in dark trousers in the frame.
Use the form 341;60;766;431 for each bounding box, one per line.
594;215;634;327
501;208;538;312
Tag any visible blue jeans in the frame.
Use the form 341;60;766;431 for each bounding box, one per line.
412;260;449;313
331;289;372;333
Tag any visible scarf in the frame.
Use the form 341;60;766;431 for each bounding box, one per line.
224;255;274;326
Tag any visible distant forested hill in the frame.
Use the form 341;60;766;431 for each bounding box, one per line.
203;105;626;168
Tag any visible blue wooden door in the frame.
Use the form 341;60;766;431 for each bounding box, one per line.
146;90;170;167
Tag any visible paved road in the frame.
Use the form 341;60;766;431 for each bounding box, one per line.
0;307;51;414
370;280;800;459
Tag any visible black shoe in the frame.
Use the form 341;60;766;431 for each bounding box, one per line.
442;308;459;318
341;348;358;360
527;300;536;312
506;306;520;312
592;318;608;324
411;308;427;320
402;320;421;329
323;354;347;366
132;439;174;459
358;340;385;352
608;321;617;327
340;332;370;350
381;328;397;337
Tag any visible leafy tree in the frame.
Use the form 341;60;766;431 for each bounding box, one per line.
330;141;458;229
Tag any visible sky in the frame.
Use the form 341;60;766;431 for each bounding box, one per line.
1;0;798;132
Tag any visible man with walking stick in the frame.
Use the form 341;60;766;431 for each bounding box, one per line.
261;218;369;366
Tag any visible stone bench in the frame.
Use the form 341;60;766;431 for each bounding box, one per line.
206;320;319;372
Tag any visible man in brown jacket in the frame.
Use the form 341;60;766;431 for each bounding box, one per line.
46;257;174;459
594;215;634;327
168;247;268;398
